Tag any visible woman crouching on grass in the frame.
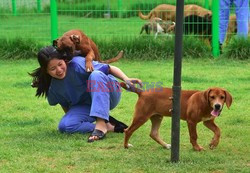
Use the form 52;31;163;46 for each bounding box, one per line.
30;46;142;142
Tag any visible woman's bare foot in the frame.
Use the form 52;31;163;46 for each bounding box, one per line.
88;118;115;142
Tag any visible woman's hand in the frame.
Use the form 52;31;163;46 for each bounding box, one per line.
109;65;143;88
124;78;143;89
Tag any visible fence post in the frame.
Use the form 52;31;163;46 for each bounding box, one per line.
50;0;58;43
204;0;209;9
37;0;41;13
11;0;17;16
118;0;122;18
212;0;220;57
171;0;184;163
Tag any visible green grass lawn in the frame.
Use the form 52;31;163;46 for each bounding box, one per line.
0;58;250;172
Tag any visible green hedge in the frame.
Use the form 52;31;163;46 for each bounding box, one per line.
222;37;250;60
0;38;42;60
0;37;249;60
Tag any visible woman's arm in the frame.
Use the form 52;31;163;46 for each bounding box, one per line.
109;65;129;81
109;65;143;87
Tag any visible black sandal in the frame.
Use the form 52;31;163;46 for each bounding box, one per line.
87;129;106;142
109;116;128;133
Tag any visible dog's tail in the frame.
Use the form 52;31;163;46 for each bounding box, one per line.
101;50;124;64
167;22;176;33
120;82;143;96
138;10;152;20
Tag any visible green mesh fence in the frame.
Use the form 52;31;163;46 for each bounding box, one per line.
0;0;220;54
0;0;50;42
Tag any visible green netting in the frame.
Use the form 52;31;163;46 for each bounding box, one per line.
0;0;50;42
0;0;216;45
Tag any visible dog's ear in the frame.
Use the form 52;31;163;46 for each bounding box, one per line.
52;39;58;47
223;89;233;108
203;88;211;104
70;34;80;44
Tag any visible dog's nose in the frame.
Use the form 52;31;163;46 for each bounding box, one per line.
215;104;221;110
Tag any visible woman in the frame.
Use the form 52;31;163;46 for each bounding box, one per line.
30;46;142;142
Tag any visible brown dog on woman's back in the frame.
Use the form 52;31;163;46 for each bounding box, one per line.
53;29;123;72
120;82;233;151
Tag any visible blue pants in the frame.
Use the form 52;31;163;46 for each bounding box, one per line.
58;71;121;134
219;0;249;44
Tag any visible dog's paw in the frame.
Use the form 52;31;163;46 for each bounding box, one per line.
209;139;219;150
193;145;204;151
85;62;94;72
124;143;133;149
209;144;215;150
164;144;171;149
128;143;133;148
209;143;218;150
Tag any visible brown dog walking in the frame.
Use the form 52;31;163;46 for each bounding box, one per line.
120;82;232;151
139;4;212;22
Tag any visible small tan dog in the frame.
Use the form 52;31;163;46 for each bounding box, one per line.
140;17;176;38
139;4;176;21
120;82;233;151
53;29;123;72
139;4;212;22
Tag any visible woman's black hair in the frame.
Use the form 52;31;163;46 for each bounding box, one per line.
29;46;67;97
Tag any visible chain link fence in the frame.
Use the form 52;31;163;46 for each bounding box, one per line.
0;0;216;42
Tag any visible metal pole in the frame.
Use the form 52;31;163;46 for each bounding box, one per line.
118;0;122;18
171;0;184;163
204;0;209;9
212;0;220;57
12;0;17;16
104;0;111;18
37;0;41;13
50;0;58;43
107;0;110;15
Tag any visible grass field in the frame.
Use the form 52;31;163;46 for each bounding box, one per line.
0;15;151;42
0;1;249;172
0;57;250;172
